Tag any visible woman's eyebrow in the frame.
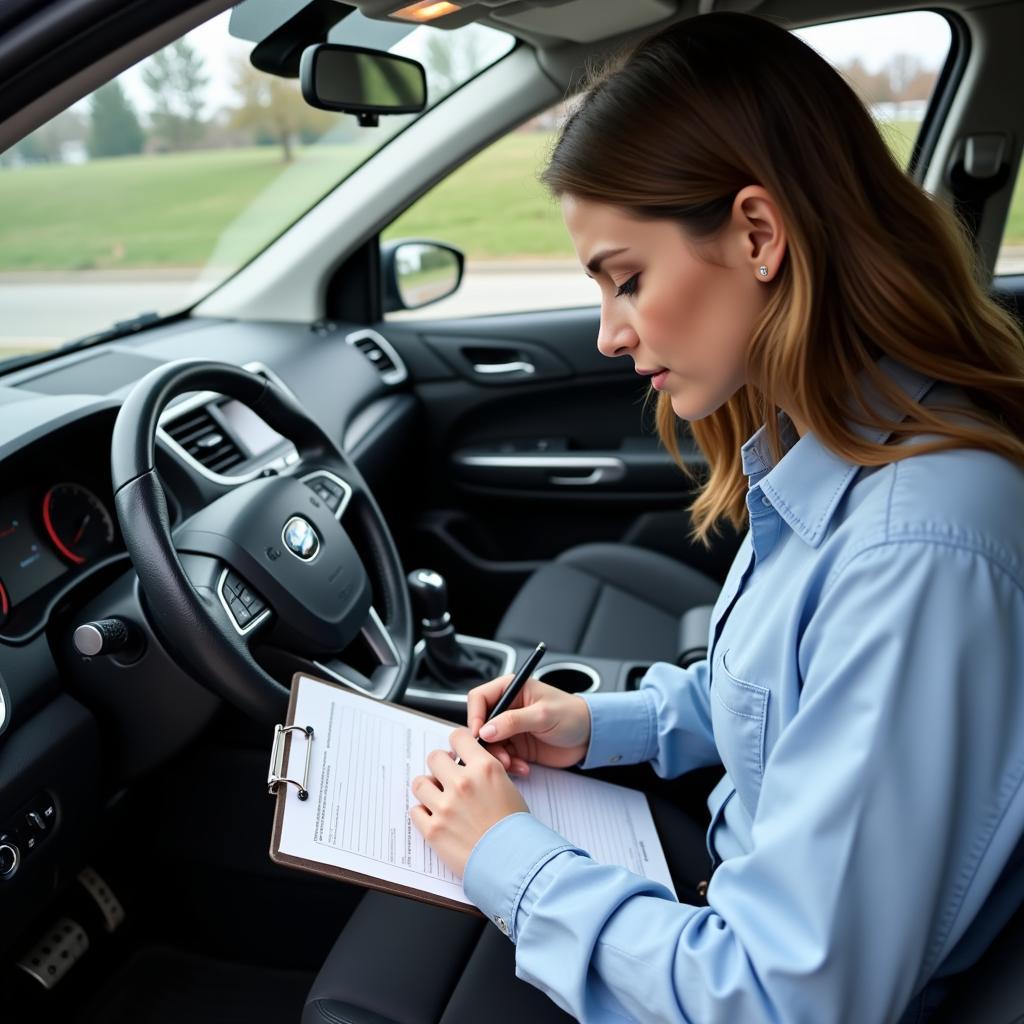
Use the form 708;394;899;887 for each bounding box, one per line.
585;247;629;276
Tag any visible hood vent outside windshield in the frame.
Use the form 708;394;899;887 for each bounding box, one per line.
345;329;407;386
163;407;245;475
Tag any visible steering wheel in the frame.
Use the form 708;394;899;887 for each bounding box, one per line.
110;359;414;723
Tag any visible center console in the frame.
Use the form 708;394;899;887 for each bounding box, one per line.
399;566;657;718
400;567;711;721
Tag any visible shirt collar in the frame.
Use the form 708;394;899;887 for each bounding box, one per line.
740;355;937;547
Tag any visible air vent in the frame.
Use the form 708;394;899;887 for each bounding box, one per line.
163;407;245;475
345;329;407;385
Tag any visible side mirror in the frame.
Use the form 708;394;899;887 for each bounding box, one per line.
382;240;464;313
299;44;426;126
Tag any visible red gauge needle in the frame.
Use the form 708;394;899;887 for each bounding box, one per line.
72;514;91;545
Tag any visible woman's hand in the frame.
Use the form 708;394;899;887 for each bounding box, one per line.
409;727;529;878
466;674;592;777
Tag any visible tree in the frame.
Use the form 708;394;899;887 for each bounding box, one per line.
227;58;333;162
88;81;144;158
142;39;209;150
837;56;892;107
421;28;485;101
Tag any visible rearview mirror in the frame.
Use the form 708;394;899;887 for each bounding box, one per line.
299;44;426;125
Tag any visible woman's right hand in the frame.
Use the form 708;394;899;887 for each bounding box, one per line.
466;675;592;777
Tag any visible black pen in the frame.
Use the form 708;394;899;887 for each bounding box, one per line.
455;641;546;766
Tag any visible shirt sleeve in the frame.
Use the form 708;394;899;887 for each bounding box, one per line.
578;659;721;776
463;540;1024;1023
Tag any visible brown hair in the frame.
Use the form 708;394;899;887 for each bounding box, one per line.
541;12;1024;546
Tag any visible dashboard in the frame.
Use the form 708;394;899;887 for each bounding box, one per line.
0;317;419;955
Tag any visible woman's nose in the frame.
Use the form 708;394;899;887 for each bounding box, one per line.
596;313;638;359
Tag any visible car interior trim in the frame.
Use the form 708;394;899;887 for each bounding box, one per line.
157;360;300;487
345;328;409;386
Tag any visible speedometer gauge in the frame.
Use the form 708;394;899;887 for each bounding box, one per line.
41;484;115;565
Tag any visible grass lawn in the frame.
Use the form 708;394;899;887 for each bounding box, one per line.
0;145;368;271
2;118;1018;273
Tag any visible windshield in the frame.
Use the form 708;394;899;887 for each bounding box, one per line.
0;4;513;370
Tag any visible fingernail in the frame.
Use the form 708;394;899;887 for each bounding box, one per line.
480;723;496;739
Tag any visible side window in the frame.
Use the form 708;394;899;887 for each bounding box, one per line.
795;11;952;168
385;10;953;321
382;101;591;321
996;166;1024;276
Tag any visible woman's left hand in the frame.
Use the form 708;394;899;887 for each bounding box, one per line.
410;727;529;878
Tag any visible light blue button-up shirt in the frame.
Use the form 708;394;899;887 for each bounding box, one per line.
462;355;1024;1023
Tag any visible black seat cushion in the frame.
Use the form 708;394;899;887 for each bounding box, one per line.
303;793;713;1024
495;543;721;661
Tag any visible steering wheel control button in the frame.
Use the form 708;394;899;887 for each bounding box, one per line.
300;471;353;518
231;601;253;628
305;476;346;513
218;570;270;635
282;516;320;562
0;841;20;879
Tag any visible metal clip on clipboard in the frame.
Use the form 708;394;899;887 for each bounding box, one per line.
267;724;314;801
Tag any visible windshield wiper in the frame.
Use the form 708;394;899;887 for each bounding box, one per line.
58;311;164;353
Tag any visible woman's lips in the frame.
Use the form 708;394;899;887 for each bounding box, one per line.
651;369;669;390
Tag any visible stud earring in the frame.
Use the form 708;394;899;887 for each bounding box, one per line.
758;265;769;278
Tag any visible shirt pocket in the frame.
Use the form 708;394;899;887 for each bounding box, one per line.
711;647;770;816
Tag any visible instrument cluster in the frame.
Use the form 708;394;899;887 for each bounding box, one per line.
0;481;119;634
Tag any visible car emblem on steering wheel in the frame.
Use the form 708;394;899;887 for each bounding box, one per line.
282;516;320;562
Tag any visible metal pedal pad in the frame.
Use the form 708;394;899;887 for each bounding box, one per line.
77;866;125;932
16;917;89;989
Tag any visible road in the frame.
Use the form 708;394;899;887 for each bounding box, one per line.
0;264;597;359
2;250;1022;360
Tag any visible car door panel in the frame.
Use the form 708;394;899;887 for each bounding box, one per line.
382;307;739;637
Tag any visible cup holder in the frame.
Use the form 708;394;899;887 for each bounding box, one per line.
534;661;600;694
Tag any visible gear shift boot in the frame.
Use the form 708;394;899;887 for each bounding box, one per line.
407;568;509;687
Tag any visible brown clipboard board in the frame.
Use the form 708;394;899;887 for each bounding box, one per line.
268;671;485;918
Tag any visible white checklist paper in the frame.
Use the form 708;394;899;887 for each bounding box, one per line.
277;674;676;906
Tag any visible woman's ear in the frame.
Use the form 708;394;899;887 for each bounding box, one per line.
731;185;786;282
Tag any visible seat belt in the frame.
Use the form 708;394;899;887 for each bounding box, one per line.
945;133;1011;246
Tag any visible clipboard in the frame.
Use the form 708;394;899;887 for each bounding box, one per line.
268;671;485;918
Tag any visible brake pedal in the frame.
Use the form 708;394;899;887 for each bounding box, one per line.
77;866;125;932
16;917;89;989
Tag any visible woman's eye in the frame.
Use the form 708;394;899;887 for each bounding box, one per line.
615;274;640;298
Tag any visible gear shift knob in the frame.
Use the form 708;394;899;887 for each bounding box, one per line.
407;568;450;627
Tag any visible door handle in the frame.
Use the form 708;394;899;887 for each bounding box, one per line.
471;360;536;375
548;466;619;486
455;454;627;487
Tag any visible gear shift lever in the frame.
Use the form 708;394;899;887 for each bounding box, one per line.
407;568;498;686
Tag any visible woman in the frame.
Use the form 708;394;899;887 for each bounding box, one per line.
408;12;1024;1022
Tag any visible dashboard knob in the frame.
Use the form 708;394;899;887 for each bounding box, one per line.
0;842;20;879
73;617;131;657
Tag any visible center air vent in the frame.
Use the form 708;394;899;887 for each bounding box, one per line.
163;407;244;475
345;329;407;386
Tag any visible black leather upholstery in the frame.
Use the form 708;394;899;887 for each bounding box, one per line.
495;543;721;662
